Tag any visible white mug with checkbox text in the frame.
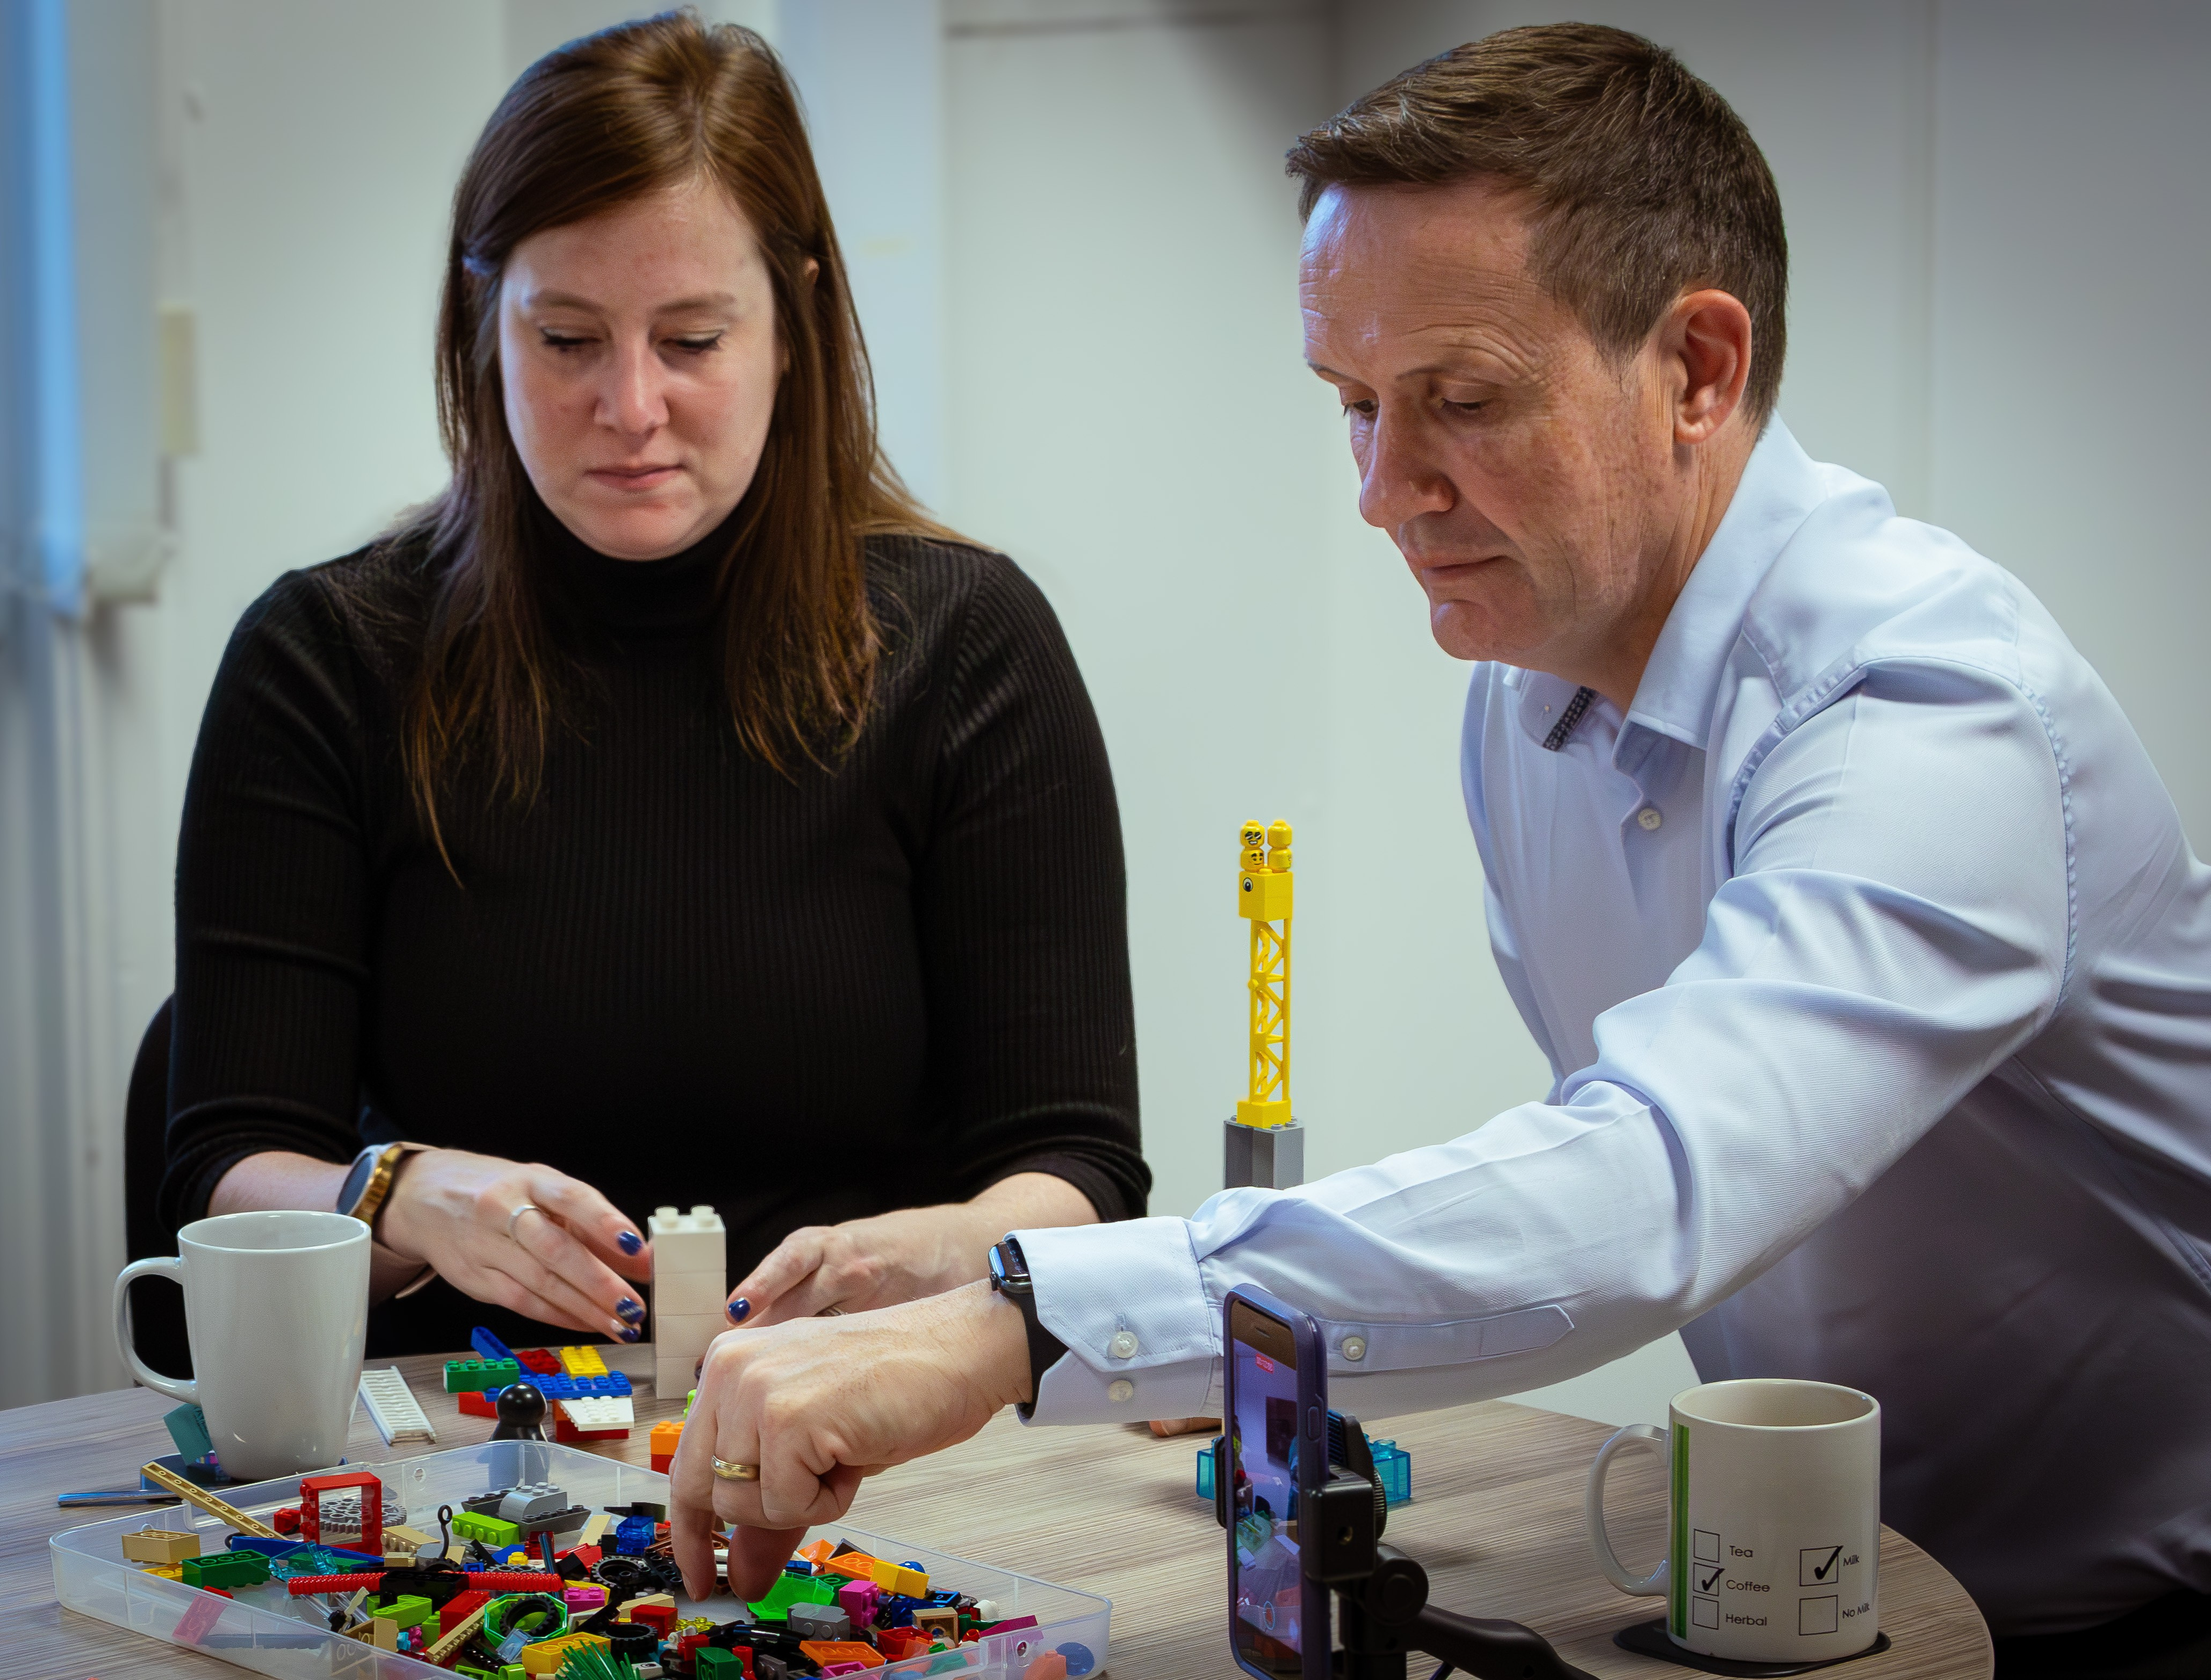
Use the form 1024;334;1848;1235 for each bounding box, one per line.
1585;1378;1881;1664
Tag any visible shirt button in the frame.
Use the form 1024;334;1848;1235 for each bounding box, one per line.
1108;1330;1139;1359
1341;1335;1367;1363
1107;1379;1135;1404
1637;807;1663;831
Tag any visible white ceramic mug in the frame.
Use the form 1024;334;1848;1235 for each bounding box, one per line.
114;1209;371;1481
1585;1378;1881;1664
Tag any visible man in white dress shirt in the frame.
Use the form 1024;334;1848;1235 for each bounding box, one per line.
670;25;2211;1668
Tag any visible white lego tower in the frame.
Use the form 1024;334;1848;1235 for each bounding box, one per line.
648;1204;728;1399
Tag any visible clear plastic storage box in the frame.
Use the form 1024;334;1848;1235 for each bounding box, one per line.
51;1441;1110;1678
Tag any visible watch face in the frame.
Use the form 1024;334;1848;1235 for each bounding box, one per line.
336;1149;377;1215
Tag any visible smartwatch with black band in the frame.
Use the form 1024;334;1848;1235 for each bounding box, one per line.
989;1234;1067;1420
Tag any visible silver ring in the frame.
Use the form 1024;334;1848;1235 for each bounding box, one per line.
505;1203;543;1241
816;1306;844;1318
711;1458;759;1481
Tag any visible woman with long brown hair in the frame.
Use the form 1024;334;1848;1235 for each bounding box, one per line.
158;12;1144;1359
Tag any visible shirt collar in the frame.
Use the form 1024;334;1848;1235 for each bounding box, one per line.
1622;415;1828;750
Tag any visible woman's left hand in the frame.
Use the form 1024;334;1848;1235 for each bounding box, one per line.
725;1171;1096;1327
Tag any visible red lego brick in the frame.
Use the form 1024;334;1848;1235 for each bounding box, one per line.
458;1390;499;1418
299;1470;380;1548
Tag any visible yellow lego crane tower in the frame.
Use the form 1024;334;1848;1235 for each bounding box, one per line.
1226;819;1303;1189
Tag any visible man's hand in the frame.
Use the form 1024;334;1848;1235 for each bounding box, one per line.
723;1172;1096;1326
668;1281;1033;1601
376;1148;652;1337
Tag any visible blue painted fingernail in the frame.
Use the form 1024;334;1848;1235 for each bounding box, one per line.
618;1326;640;1343
617;1230;643;1256
616;1297;644;1323
727;1298;750;1323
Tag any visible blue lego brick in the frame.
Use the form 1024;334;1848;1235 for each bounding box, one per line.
614;1515;655;1557
528;1371;632;1401
1196;1441;1215;1502
471;1325;515;1363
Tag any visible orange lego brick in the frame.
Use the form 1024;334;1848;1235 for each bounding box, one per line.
825;1551;880;1580
798;1537;835;1568
799;1640;884;1669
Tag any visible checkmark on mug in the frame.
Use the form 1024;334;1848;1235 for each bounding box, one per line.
1802;1544;1843;1585
1698;1564;1725;1594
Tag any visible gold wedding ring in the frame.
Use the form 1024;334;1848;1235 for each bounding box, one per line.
711;1458;760;1482
505;1203;543;1240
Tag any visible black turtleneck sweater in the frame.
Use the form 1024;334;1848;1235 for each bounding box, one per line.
162;509;1146;1357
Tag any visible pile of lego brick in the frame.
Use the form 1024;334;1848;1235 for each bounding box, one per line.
446;1329;639;1442
117;1462;1098;1678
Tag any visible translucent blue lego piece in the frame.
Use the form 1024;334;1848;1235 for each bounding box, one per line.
615;1515;656;1557
1198;1433;1408;1504
471;1325;515;1362
1372;1438;1411;1506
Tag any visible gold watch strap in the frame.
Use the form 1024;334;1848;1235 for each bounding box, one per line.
347;1141;426;1231
351;1143;438;1299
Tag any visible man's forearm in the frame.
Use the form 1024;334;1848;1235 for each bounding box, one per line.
210;1150;429;1300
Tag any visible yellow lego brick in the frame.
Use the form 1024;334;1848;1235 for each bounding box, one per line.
869;1558;929;1598
559;1345;609;1377
1235;1099;1294;1130
1238;871;1293;922
522;1632;609;1675
145;1563;183;1580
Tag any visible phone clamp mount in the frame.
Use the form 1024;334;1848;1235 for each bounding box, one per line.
1215;1414;1600;1680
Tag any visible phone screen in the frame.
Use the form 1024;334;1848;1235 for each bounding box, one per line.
1228;1295;1316;1677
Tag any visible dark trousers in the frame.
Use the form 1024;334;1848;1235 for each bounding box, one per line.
1993;1591;2211;1680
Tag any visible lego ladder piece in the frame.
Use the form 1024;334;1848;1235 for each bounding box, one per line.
1225;819;1305;1189
649;1203;728;1396
358;1366;436;1446
138;1461;280;1539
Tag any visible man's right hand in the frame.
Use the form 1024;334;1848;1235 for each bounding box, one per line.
376;1147;652;1338
668;1281;1034;1602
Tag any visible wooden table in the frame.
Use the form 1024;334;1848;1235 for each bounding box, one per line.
1;1346;1990;1679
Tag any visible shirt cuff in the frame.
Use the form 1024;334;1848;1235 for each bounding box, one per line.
1014;1216;1218;1424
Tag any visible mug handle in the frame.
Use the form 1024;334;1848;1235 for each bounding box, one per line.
1586;1422;1670;1596
114;1256;198;1405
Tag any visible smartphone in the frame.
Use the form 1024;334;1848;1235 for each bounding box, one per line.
1225;1285;1331;1680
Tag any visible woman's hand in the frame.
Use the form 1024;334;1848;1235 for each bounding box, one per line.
377;1147;653;1339
668;1281;1032;1601
725;1171;1096;1326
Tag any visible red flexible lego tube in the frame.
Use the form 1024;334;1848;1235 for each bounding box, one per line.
284;1569;561;1596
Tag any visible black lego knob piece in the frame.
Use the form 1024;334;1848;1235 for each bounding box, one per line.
489;1381;548;1441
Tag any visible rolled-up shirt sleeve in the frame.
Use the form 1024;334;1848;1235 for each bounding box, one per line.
1018;655;2071;1424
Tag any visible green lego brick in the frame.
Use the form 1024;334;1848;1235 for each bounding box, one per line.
452;1510;521;1547
373;1593;434;1631
694;1650;745;1677
747;1571;839;1620
181;1549;269;1589
444;1357;521;1393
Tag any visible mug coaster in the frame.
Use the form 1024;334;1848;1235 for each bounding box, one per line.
1614;1617;1892;1677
